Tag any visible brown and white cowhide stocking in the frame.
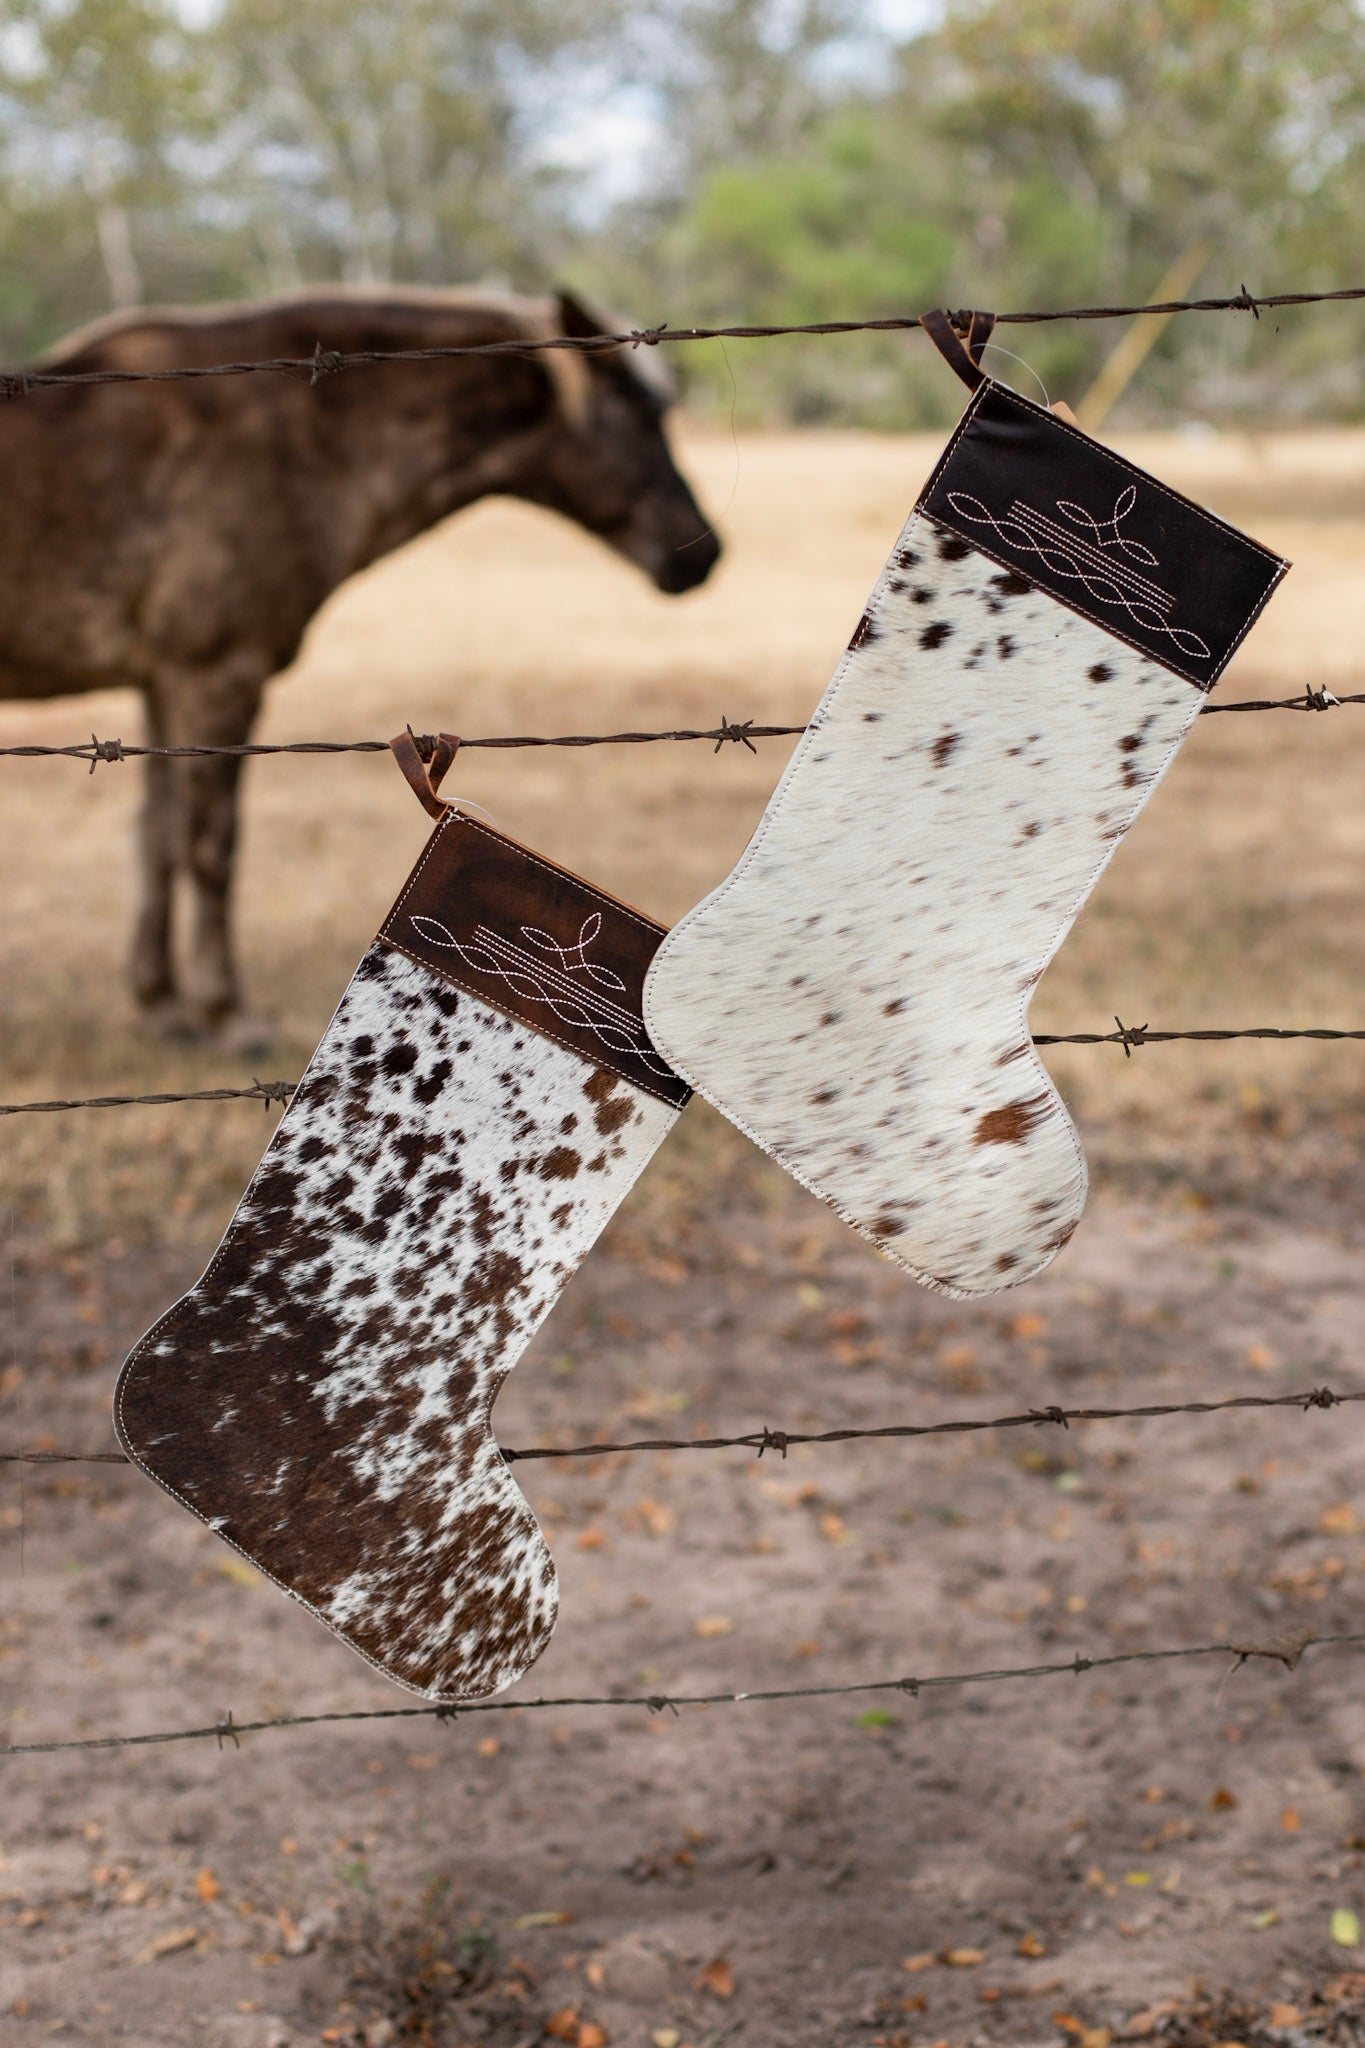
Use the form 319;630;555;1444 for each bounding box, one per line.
644;310;1289;1299
116;744;689;1700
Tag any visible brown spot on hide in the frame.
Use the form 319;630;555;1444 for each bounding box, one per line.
936;532;972;562
812;1087;840;1105
931;731;961;769
884;996;906;1016
1088;662;1113;682
872;1214;907;1237
974;1096;1049;1147
538;1146;581;1181
997;634;1016;659
919;619;954;651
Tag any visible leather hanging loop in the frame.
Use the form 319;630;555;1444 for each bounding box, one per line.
920;307;997;391
389;727;463;819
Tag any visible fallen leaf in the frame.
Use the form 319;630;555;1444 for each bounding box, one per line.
136;1926;199;1964
194;1869;220;1904
1320;1504;1359;1535
216;1556;262;1588
693;1616;734;1640
1281;1808;1302;1832
584;1961;605;1989
1209;1786;1239;1811
943;1947;984;1967
1010;1312;1048;1339
1331;1908;1362;1948
477;1737;499;1759
1246;1344;1273;1371
545;2009;579;2041
577;1528;606;1551
650;2032;680;2048
695;1957;735;1998
512;1911;574;1930
577;2025;608;2048
902;1953;937;1973
406;1753;439;1771
1269;2005;1302;2027
1016;1932;1047;1958
1251;1909;1279;1929
819;1510;849;1544
855;1709;900;1732
1123;1871;1151;1887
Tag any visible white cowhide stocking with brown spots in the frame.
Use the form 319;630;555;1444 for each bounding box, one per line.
644;351;1288;1298
116;807;689;1700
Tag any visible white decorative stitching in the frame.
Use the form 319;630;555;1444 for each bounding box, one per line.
945;489;1212;660
408;910;676;1077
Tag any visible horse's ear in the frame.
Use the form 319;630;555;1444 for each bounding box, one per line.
556;288;610;340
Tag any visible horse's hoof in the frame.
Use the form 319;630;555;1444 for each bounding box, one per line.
210;1011;277;1060
137;996;199;1042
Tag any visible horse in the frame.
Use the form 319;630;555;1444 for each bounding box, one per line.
0;287;720;1041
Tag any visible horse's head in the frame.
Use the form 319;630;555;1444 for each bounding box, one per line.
510;290;720;595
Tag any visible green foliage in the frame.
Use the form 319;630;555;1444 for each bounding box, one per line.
2;0;1365;421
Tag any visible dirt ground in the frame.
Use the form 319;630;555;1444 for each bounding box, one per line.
2;419;1365;2047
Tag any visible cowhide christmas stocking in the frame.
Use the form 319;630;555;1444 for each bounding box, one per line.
644;309;1289;1298
116;735;689;1700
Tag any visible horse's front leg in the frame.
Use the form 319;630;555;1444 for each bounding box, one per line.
163;666;267;1045
131;692;177;1017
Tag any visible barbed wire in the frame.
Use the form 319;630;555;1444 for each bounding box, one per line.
5;1627;1361;1758
3;282;1361;397
5;1381;1358;1472
5;1020;1363;1123
0;692;1361;772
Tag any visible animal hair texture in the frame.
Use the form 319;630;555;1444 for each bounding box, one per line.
116;814;687;1699
644;382;1288;1298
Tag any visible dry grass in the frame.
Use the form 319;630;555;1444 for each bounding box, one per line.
2;421;1364;1250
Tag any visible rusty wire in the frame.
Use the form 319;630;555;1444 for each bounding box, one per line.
0;281;1359;397
4;1627;1361;1758
4;1380;1359;1471
4;1020;1364;1124
0;694;1363;771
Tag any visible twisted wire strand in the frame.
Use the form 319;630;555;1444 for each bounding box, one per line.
1;693;1362;770
1;281;1359;396
6;1381;1358;1469
5;1628;1361;1757
4;1022;1363;1122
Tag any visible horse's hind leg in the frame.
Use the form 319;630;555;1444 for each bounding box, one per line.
131;694;177;1016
